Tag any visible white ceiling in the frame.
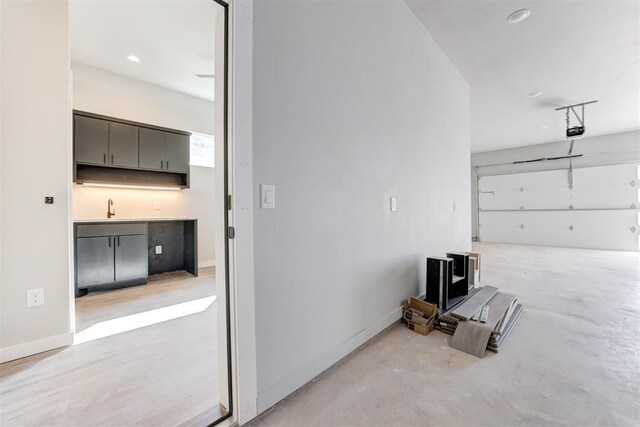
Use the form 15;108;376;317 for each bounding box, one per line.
70;0;219;102
405;0;640;153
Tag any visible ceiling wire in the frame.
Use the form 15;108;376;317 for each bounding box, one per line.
568;139;575;189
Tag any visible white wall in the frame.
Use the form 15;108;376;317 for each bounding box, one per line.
251;0;470;412
0;0;72;361
471;130;640;240
71;62;216;265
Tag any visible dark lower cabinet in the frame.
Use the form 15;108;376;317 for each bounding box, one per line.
114;234;148;282
74;220;197;297
76;236;115;287
75;223;148;295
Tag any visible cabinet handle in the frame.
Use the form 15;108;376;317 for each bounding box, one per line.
161;160;164;169
166;161;169;170
111;154;114;164
108;236;112;247
103;153;107;164
117;236;120;246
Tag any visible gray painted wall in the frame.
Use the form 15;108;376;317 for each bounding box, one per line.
471;130;640;239
252;0;471;411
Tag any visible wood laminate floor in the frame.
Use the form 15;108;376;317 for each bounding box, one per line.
0;267;221;426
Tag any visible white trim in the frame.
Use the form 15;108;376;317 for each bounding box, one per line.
199;259;216;268
256;306;403;414
0;332;73;364
230;0;259;424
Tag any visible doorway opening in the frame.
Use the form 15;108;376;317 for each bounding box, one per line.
68;1;232;424
0;1;232;426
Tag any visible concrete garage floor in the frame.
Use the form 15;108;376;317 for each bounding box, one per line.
251;243;640;426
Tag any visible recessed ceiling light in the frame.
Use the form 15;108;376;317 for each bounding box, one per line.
507;9;531;24
541;125;549;129
528;91;543;98
127;55;141;63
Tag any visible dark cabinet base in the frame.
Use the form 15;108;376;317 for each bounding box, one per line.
74;219;198;298
76;277;149;297
147;221;198;277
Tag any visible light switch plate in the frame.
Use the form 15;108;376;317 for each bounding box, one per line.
27;288;44;307
261;185;275;209
154;201;161;210
390;197;397;212
155;245;162;255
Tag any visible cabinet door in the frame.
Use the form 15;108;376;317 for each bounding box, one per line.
75;115;109;165
114;234;148;283
164;132;190;173
109;122;138;168
76;236;115;288
139;128;165;171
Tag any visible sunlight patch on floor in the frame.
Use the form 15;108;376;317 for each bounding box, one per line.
74;296;216;344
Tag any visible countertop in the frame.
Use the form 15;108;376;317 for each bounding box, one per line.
74;217;197;224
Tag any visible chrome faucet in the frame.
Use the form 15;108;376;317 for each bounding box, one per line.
107;199;116;219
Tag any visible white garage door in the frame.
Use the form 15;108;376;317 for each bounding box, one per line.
478;163;639;251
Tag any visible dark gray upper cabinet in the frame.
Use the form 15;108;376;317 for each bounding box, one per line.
109;122;139;168
75;115;109;165
139;128;190;173
139;128;166;171
164;132;190;173
73;111;191;188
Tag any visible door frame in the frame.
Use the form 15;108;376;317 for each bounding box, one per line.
214;0;259;424
211;0;234;425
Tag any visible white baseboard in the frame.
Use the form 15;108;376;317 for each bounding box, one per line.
199;260;215;268
0;331;73;364
256;306;403;413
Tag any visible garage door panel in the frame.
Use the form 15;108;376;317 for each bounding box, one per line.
571;163;637;186
479;169;568;192
480;185;636;210
479;210;638;251
479;164;637;192
569;185;637;208
478;163;639;251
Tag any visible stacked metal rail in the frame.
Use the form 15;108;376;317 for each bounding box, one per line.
435;286;523;355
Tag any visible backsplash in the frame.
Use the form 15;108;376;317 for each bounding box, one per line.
73;166;216;264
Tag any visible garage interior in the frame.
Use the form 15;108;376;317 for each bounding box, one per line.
247;0;640;424
250;242;639;426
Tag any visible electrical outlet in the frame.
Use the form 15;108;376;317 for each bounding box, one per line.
27;288;44;308
154;201;161;210
155;245;162;255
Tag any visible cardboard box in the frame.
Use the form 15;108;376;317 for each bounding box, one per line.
403;297;437;336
